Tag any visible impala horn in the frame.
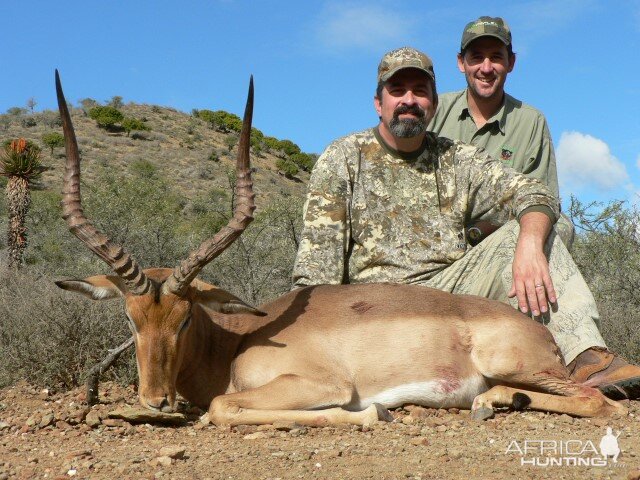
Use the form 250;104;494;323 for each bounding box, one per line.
163;76;255;296
56;70;153;295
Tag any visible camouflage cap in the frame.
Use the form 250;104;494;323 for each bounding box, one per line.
377;47;435;84
460;16;512;50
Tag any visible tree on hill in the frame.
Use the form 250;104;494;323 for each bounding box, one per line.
6;107;27;116
0;138;46;268
277;139;301;156
196;109;242;133
122;117;151;137
79;98;99;114
276;158;299;178
225;135;238;152
89;106;124;131
290;152;316;172
26;98;37;113
42;132;65;155
263;137;302;157
108;96;124;109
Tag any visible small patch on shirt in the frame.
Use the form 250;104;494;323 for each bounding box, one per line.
500;147;514;161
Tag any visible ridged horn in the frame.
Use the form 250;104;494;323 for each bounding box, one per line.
164;76;255;296
56;70;153;296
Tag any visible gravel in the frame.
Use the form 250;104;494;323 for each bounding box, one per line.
1;381;638;479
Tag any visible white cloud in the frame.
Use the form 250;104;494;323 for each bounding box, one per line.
314;3;415;52
556;131;630;192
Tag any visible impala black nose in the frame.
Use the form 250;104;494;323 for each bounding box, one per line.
146;395;172;412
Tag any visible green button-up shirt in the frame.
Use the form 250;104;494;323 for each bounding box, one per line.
428;89;559;199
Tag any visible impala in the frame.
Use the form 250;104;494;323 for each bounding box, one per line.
54;71;625;426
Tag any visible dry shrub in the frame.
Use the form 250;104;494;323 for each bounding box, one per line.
0;267;136;389
570;197;640;363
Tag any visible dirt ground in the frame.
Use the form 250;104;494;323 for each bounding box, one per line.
1;382;639;480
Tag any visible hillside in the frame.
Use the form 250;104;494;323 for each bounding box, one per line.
0;102;312;208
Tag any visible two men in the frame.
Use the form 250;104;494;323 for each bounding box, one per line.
292;38;640;399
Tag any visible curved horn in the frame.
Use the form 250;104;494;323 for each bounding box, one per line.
56;70;153;295
164;76;255;296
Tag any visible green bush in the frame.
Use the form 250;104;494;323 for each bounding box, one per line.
263;137;302;157
21;117;37;128
122;117;150;137
250;127;264;147
276;158;299;178
224;135;237;152
6;107;26;116
88;106;124;130
263;136;281;151
129;159;157;178
208;150;220;162
42;132;65;155
277;139;301;156
196;109;215;124
196;109;242;132
290;152;315;172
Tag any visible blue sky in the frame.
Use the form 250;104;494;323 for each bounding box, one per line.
3;0;640;208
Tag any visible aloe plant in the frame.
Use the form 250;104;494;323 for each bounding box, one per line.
1;138;46;268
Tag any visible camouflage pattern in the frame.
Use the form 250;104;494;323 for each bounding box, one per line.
422;219;605;364
461;16;512;50
292;128;559;287
377;47;435;84
555;213;575;251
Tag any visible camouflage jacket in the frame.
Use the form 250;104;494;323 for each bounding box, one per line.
292;127;559;287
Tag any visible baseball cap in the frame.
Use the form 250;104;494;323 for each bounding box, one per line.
460;16;512;50
377;47;435;84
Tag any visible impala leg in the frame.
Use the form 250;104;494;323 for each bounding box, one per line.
471;384;627;420
206;374;389;427
473;343;626;419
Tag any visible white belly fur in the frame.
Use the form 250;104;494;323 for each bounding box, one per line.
348;375;490;410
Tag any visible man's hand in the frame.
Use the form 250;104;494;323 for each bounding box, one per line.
508;211;557;316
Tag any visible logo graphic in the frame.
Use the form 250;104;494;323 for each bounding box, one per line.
500;148;513;161
599;427;621;462
502;427;623;467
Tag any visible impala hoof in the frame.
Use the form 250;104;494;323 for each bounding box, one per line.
373;403;394;422
471;406;494;421
199;412;211;425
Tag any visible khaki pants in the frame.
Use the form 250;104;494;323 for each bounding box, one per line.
555;212;576;252
423;220;605;364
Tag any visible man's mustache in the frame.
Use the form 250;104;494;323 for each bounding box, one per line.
393;105;425;118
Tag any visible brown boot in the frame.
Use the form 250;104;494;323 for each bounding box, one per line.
568;347;640;400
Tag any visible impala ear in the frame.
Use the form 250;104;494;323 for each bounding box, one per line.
55;275;126;300
189;279;267;316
